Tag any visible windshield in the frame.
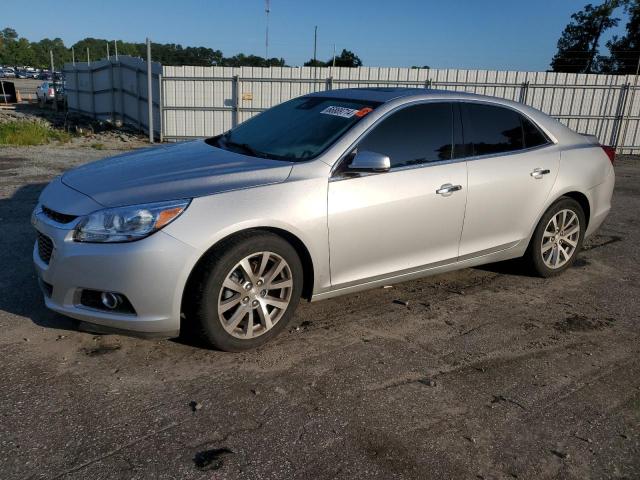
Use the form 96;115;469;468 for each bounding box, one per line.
207;96;380;161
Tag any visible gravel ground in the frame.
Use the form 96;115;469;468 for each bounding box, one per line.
0;140;639;480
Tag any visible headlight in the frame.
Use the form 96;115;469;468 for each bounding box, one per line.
73;199;190;243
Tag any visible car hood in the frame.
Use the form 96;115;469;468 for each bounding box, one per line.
61;140;294;208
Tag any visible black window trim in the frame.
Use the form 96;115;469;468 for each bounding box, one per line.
330;98;556;180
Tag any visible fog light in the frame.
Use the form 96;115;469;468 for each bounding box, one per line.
79;289;136;315
100;292;121;310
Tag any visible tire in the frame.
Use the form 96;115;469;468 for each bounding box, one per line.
185;231;303;351
525;197;586;277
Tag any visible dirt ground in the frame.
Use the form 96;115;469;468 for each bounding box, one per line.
0;138;638;480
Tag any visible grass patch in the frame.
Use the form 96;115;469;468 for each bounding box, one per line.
91;142;105;150
0;120;70;146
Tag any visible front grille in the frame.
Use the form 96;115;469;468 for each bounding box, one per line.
42;206;77;224
37;232;54;264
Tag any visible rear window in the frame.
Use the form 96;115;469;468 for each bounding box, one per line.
462;103;550;156
464;103;524;155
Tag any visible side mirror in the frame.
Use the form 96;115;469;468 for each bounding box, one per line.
348;150;391;173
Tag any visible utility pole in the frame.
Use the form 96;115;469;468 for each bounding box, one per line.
313;25;318;65
87;47;90;65
332;43;336;68
114;40;118;61
106;41;110;59
265;0;270;60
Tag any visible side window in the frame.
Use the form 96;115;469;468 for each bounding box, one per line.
463;103;524;155
522;116;549;148
356;103;454;168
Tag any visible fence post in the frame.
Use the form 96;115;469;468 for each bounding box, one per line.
118;60;124;126
135;69;142;132
74;64;79;114
232;74;240;127
619;76;639;154
146;38;154;143
89;64;96;119
611;83;631;149
519;81;530;104
109;58;116;123
158;73;164;142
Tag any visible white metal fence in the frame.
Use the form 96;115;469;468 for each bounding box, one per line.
161;66;640;153
64;56;162;137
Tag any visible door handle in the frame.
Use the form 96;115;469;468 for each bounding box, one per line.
436;183;462;195
530;168;551;179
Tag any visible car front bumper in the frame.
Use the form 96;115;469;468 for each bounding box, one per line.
32;207;200;336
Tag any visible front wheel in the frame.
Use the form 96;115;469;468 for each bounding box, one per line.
185;232;303;351
525;197;586;277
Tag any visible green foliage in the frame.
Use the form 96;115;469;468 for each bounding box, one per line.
304;49;363;68
222;54;286;67
0;121;70;145
551;1;621;73
0;27;289;68
603;1;640;73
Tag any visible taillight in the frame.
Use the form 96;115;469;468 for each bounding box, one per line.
601;145;615;164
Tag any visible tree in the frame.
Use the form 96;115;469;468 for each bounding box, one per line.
332;49;362;67
0;27;287;68
304;49;363;68
303;59;325;67
551;1;621;73
603;0;640;73
222;53;285;67
1;28;18;41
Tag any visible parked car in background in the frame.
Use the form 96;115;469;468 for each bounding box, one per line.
36;80;65;105
0;67;16;78
31;88;615;351
26;68;40;79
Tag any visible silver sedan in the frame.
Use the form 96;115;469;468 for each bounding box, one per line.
32;88;615;350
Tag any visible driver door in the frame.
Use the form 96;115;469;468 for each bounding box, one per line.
327;102;468;287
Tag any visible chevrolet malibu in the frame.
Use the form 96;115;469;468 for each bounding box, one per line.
32;88;615;351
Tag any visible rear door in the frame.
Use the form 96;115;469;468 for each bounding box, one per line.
328;102;468;287
458;102;559;257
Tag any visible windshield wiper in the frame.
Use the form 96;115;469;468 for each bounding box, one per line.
221;136;269;158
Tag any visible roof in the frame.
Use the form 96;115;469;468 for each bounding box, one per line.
306;87;475;103
306;87;574;145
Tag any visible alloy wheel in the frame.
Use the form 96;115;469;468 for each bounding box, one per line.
540;209;580;269
217;251;293;339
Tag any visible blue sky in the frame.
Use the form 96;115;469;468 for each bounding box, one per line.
4;0;630;70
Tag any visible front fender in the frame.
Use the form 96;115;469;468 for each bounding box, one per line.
163;178;330;295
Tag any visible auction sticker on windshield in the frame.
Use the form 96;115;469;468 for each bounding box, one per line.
320;106;360;118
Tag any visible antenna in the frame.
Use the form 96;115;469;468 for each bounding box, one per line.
265;0;270;60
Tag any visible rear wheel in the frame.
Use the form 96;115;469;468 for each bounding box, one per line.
525;197;585;277
185;232;303;351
